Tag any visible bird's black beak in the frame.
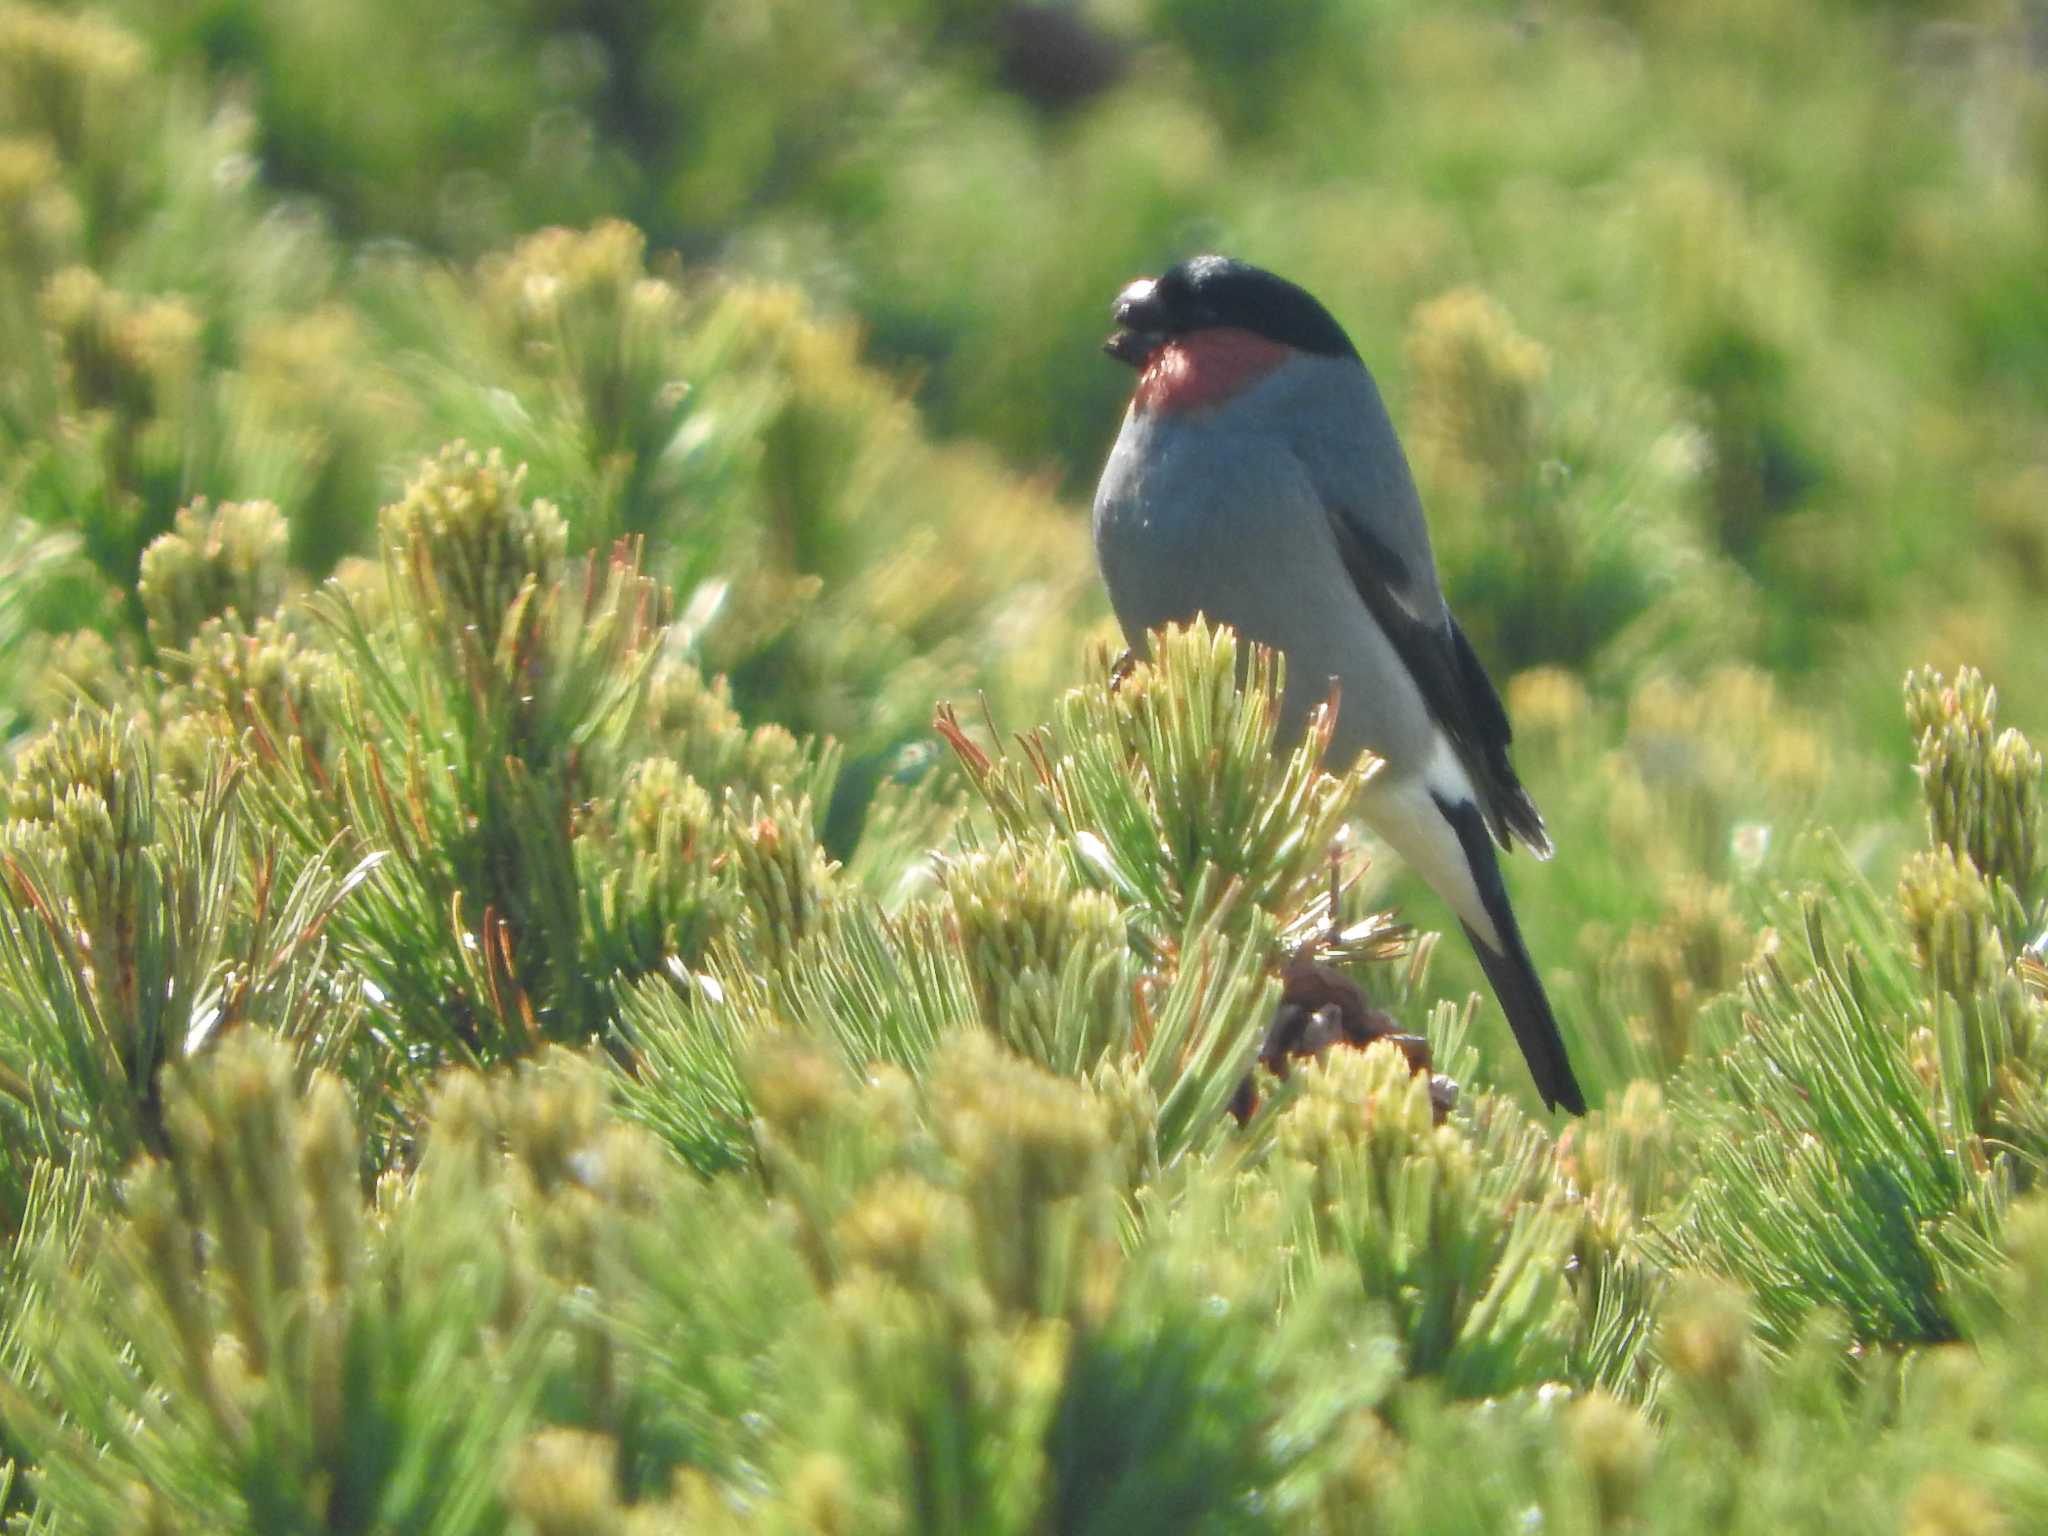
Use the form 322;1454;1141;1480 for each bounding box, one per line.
1103;277;1168;368
1103;328;1160;366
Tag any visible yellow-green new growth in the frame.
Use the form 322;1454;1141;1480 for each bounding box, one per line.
1908;665;2045;920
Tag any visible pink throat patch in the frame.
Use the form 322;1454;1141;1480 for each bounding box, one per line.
1134;328;1292;415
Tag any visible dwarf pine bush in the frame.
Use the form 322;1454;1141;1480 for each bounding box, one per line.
3;515;2048;1531
1653;669;2046;1350
3;0;2048;1528
10;596;2040;1531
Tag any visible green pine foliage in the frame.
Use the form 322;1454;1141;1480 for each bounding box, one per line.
3;0;2048;1529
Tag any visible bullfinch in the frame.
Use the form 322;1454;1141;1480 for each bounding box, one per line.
1093;254;1587;1115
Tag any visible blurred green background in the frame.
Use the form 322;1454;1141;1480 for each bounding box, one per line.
5;2;2048;1531
4;0;2045;1086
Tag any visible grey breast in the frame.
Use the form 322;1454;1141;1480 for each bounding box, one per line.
1092;391;1437;770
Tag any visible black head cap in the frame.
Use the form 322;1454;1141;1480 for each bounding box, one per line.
1104;255;1359;366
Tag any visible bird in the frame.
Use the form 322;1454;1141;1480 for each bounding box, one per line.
1091;254;1587;1115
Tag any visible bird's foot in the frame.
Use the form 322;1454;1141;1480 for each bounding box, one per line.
1228;953;1457;1125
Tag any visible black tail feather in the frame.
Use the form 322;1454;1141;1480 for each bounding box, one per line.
1460;920;1586;1116
1432;791;1586;1115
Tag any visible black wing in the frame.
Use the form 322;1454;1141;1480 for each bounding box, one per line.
1324;507;1551;857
